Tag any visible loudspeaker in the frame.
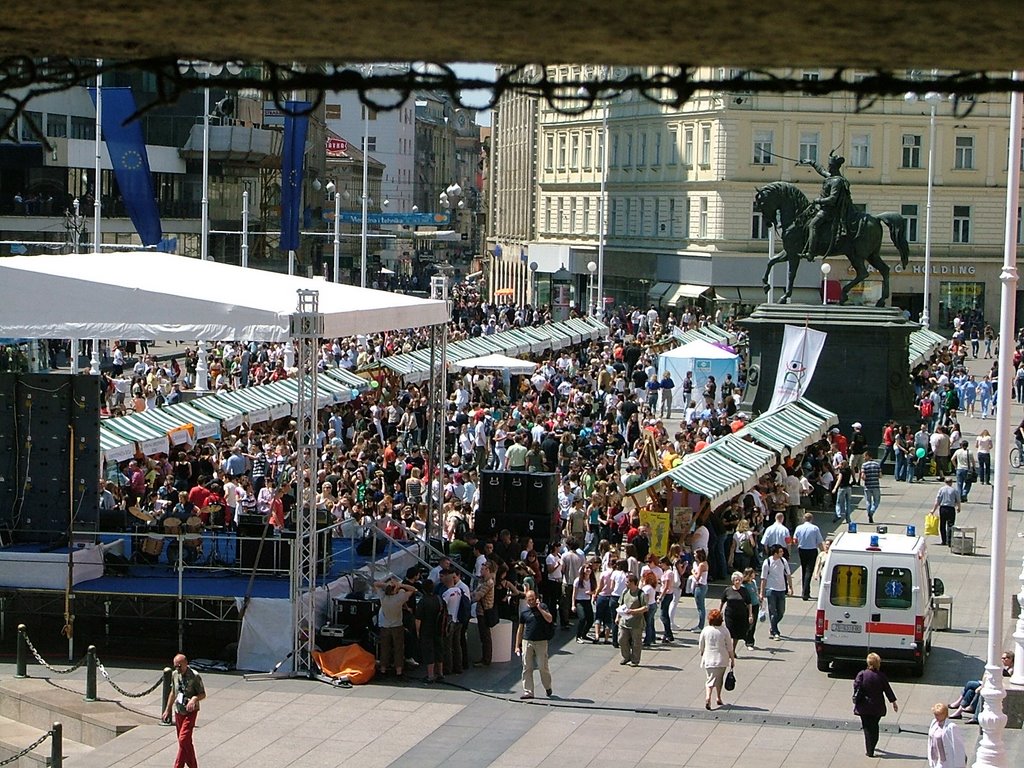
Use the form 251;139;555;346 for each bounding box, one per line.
238;523;290;571
479;471;506;516
523;473;557;517
0;374;101;541
504;472;528;514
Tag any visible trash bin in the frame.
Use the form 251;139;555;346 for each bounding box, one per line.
951;526;977;556
933;595;953;631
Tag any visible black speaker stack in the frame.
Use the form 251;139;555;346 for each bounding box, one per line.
236;517;331;574
0;373;101;541
475;471;558;546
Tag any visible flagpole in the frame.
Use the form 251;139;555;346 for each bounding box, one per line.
92;59;102;254
89;59;102;376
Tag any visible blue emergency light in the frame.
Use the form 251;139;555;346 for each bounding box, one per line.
907;525;916;536
848;523;858;533
869;535;880;548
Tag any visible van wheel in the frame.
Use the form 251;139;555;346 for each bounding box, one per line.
816;655;831;673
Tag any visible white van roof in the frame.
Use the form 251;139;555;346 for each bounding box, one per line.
831;530;925;556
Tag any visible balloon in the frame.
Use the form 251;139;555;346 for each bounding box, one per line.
916;447;926;458
694;440;708;452
370;380;380;389
350;389;360;399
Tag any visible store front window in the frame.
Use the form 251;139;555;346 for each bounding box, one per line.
938;281;984;329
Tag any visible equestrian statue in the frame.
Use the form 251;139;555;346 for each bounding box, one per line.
754;153;909;307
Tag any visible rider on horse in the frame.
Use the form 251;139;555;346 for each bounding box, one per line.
799;153;855;261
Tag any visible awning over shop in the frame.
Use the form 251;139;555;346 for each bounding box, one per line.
188;395;245;432
379;317;608;383
650;283;712;305
158;402;222;440
102;414;170;457
629;434;776;510
735;397;838;457
628;397;837;509
100;424;136;463
909;327;947;368
671;324;738;348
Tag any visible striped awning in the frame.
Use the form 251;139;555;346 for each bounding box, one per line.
671;324;738;348
158;402;222;440
630;434;776;510
188;394;245;431
378;318;610;382
908;327;947;368
102;413;170;456
736;397;838;457
100;424;136;463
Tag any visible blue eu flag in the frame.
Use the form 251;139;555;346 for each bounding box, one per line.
280;102;311;252
88;87;162;246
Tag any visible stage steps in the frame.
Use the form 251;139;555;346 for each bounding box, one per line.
0;677;154;764
0;716;92;767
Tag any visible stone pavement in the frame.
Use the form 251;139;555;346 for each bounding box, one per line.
7;359;1024;767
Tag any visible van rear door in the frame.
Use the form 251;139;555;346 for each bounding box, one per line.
867;565;917;654
827;560;870;639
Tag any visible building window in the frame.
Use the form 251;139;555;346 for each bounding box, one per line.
558;133;567;168
751;208;770;239
654;132;662;166
954;136;975;169
700;124;711;166
557;197;565;232
653;198;660;234
803;69;821;81
753;130;773;164
609;198;618;234
45;113;67;138
668;198;676;237
799;131;819;164
570;197;577;230
545;134;554;170
938;281;984;329
638;132;647;166
544;198;552;232
625;133;633;167
952;205;971;243
21;111;41;141
583;132;593;169
1018;206;1022;245
325;104;341;120
683;126;694;166
597;131;604;171
901;204;919;243
699;196;709;238
624;198;631;232
611;133;620;167
850;133;871;167
570;133;579;169
583;197;591;231
902;134;922;169
685;198;693;238
362;136;377;152
70;116;95;140
668;127;679;165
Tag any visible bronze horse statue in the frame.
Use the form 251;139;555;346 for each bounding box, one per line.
753;182;909;306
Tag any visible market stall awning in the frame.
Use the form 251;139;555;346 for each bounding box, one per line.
735;397;838;457
0;252;449;342
102;413;170;456
157;402;222;440
452;353;538;375
909;327;947;368
671;324;738;348
100;424;136;463
630;434;776;510
188;394;245;431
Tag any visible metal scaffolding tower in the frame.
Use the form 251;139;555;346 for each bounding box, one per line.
290;289;323;675
426;271;452;540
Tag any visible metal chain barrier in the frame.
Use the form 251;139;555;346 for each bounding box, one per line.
96;660;164;699
21;631;87;675
0;728;53;767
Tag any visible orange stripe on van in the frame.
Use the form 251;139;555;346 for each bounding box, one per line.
865;622;915;635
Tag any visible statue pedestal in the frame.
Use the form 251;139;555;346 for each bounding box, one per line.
739;305;919;450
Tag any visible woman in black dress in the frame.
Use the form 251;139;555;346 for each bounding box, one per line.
853;653;899;757
720;571;753;653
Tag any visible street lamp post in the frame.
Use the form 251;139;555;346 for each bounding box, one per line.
905;90;942;328
596;93;609;319
820;262;831;305
327;180;342;283
439;183;464;260
360;105;370;288
587;260;597;314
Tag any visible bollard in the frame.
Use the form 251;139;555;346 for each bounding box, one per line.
15;623;27;678
85;646;97;702
161;667;173;724
51;721;63;768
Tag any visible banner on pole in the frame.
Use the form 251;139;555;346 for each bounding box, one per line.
280;102;311;252
88;87;162;246
768;324;827;411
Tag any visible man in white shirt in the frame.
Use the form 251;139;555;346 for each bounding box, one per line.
759;545;793;640
760;512;791;559
792;513;825;600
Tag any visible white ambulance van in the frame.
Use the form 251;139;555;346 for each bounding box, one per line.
815;524;944;676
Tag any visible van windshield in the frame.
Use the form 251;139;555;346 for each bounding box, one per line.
875;567;913;610
830;564;867;607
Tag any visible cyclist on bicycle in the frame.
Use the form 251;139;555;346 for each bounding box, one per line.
1014;419;1024;466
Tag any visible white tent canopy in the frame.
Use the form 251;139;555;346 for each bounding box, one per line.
0;252;449;341
452;353;538;375
658;338;740;410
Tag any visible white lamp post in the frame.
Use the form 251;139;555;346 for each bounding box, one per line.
972;71;1022;768
240;184;250;268
820;262;831;305
587;260;597;314
327;180;342;283
905;90;942;328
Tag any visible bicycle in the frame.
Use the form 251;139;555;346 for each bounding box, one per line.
1011;446;1022;470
